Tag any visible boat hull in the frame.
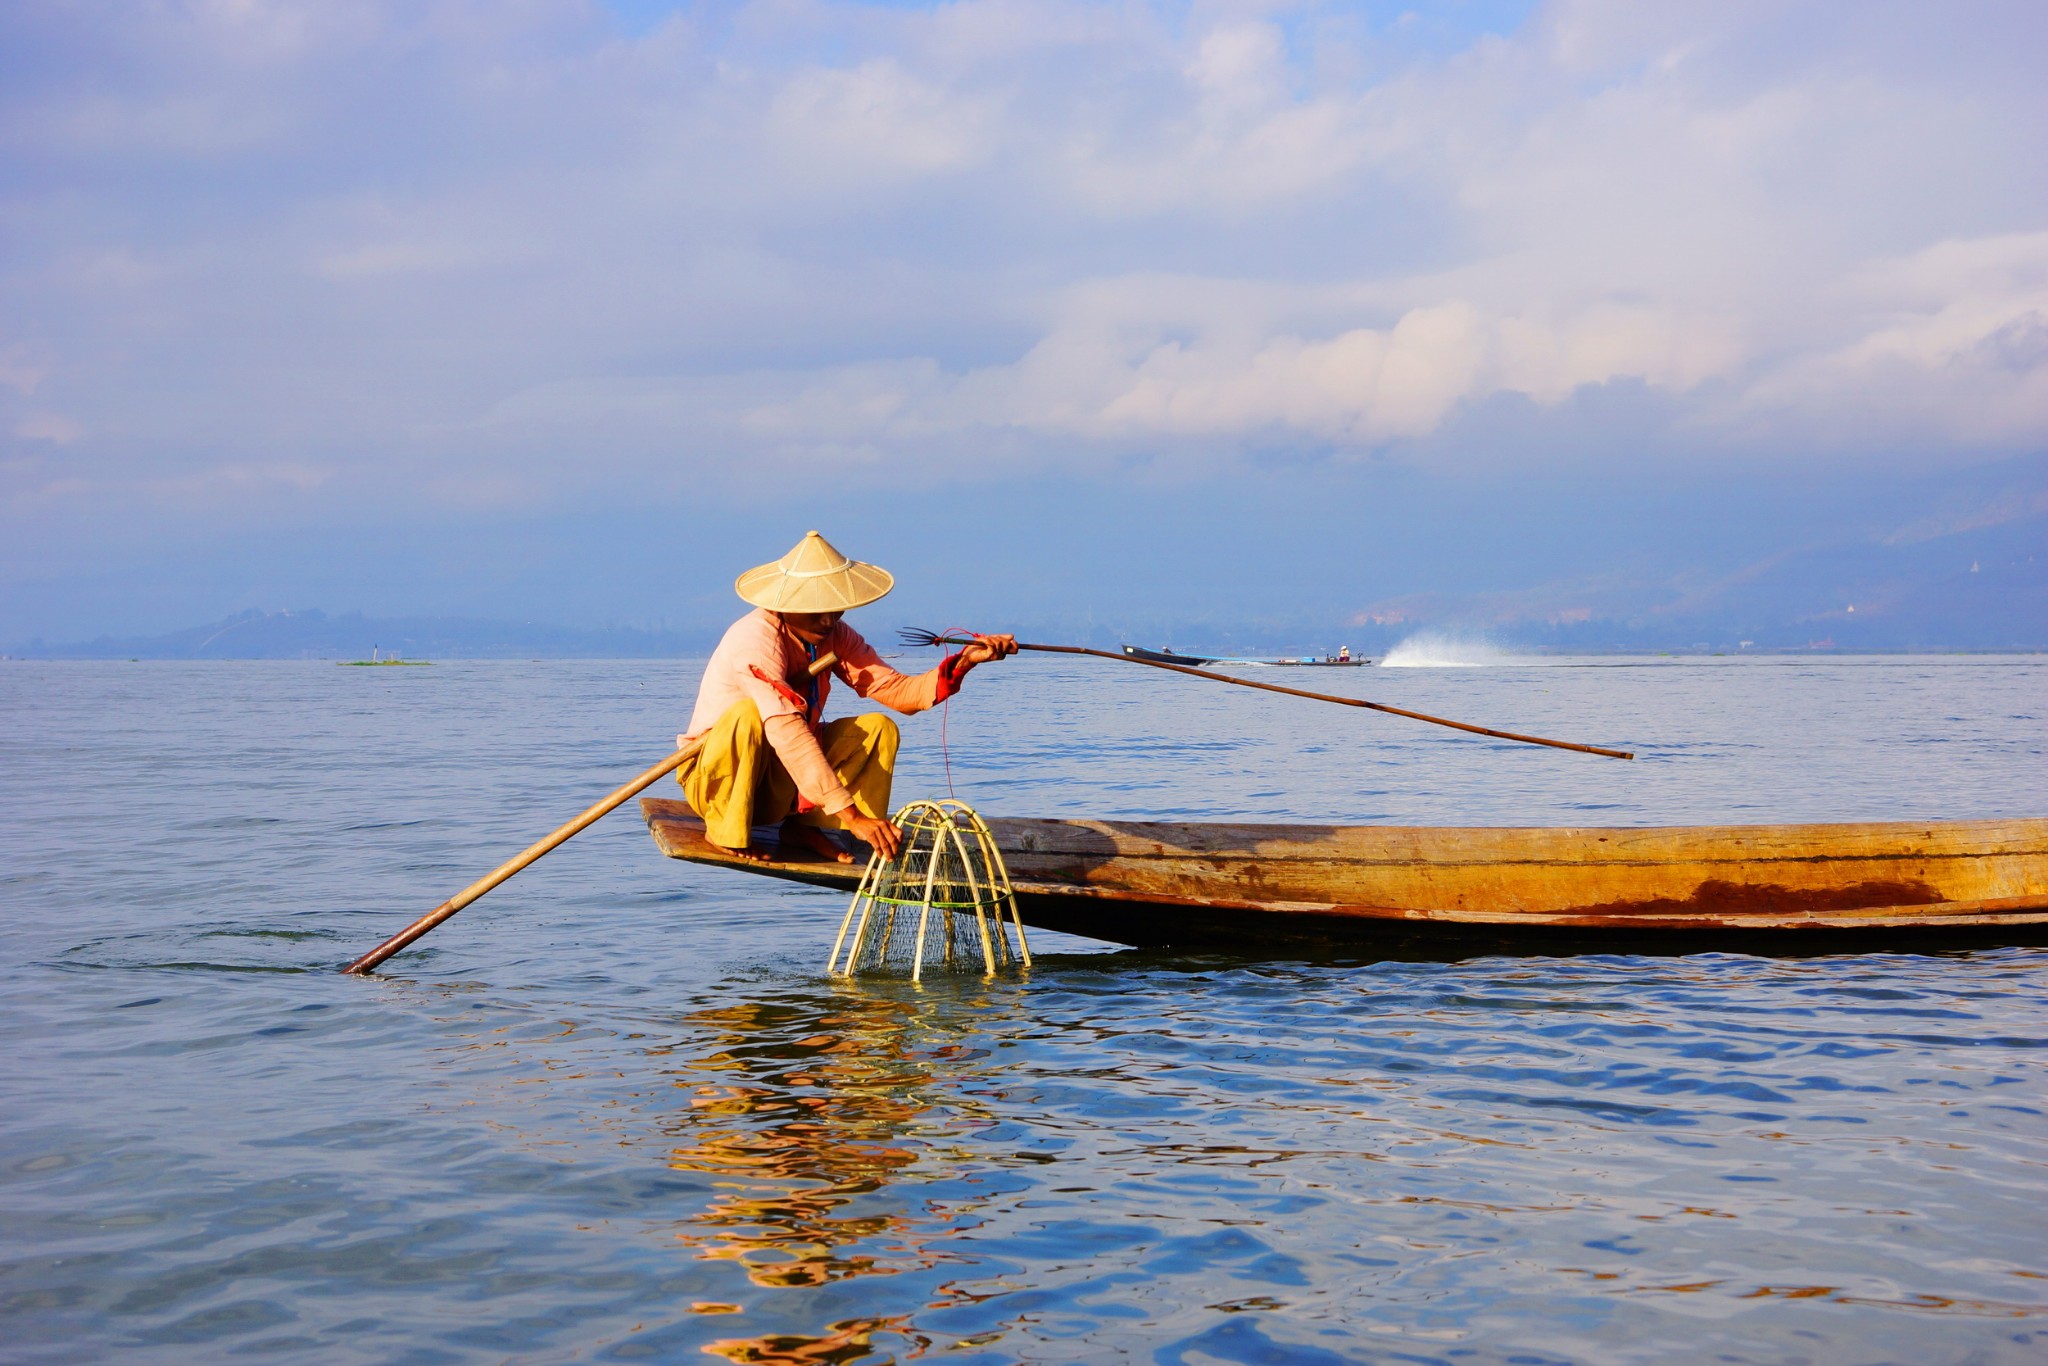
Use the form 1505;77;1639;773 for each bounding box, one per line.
1121;645;1216;666
641;799;2048;954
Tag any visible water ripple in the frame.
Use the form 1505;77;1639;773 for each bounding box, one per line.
2;659;2046;1362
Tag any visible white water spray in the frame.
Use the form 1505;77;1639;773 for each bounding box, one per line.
1379;631;1518;668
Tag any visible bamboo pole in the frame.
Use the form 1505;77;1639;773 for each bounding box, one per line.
912;634;1633;760
342;651;839;975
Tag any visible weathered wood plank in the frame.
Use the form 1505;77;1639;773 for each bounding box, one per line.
985;816;2048;863
639;798;2048;950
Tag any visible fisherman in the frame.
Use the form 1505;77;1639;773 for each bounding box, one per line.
677;531;1016;863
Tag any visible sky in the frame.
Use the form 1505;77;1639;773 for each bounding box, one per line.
3;0;2045;648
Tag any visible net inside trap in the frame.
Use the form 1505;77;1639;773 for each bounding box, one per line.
829;799;1031;980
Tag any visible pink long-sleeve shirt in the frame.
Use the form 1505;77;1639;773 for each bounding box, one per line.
680;609;962;815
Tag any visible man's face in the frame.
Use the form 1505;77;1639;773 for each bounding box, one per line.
780;610;843;645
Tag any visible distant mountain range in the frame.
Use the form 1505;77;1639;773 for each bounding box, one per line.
7;481;2042;658
4;609;716;660
1340;496;2046;653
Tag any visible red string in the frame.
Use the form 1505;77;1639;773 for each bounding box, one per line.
934;624;974;801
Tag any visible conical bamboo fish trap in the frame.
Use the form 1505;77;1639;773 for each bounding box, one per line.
829;799;1031;980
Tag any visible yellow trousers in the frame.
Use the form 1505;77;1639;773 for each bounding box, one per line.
677;700;900;850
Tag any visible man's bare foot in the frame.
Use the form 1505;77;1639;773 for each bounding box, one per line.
778;821;855;864
708;839;774;864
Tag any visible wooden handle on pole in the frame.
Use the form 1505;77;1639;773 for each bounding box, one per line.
1020;642;1634;760
340;651;840;976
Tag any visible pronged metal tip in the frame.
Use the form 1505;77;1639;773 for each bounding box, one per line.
896;627;963;648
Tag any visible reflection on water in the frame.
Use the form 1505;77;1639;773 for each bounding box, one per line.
700;1316;915;1366
661;997;941;1292
3;658;2046;1362
603;990;1009;1362
405;987;969;1362
400;948;2048;1364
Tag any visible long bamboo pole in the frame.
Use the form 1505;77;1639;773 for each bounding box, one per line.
342;651;839;975
915;635;1633;760
341;744;698;975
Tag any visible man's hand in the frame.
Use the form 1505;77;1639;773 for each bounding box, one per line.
846;810;903;860
957;633;1018;670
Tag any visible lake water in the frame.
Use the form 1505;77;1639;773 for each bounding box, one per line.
3;654;2045;1363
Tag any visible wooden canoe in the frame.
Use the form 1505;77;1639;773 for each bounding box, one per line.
641;798;2048;955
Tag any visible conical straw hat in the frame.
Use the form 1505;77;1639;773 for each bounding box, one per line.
734;531;895;612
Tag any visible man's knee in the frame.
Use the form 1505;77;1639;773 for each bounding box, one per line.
853;711;900;759
714;698;766;743
679;699;766;791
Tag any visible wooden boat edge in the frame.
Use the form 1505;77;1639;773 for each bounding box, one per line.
640;798;2048;937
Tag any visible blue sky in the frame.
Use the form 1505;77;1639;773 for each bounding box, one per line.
3;1;2044;646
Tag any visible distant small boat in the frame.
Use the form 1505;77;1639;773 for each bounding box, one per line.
1268;654;1368;667
643;801;2048;955
1210;650;1369;667
1121;645;1217;666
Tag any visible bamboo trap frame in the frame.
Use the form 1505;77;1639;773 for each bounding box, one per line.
829;799;1031;980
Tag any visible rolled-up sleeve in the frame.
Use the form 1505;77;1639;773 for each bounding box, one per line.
831;627;960;713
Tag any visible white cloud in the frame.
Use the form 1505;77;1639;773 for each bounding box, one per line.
769;58;993;180
1732;232;2048;446
0;346;52;395
16;413;83;444
2;0;2044;510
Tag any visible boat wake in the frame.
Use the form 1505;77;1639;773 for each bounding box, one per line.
1380;631;1519;668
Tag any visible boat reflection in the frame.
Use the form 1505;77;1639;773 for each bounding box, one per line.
652;987;1003;1361
700;1313;916;1365
662;997;935;1287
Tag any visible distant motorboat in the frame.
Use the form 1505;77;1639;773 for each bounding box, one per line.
1212;648;1369;667
1124;644;1370;668
1121;645;1217;666
1269;653;1369;667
